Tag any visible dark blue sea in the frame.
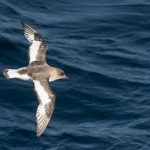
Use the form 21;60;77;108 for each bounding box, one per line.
1;0;150;149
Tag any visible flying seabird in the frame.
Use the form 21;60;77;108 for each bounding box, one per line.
3;23;68;137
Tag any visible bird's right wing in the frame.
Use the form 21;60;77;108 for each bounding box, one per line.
33;79;55;137
22;23;48;66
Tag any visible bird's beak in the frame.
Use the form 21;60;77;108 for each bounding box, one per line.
63;75;69;79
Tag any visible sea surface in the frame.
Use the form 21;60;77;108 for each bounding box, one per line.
1;0;150;149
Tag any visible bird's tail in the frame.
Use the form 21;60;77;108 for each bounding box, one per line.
3;69;18;78
3;67;30;80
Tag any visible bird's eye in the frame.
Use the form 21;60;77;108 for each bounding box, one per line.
59;72;64;76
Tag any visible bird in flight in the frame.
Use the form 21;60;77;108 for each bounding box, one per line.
3;23;68;137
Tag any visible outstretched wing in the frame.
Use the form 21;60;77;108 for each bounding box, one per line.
33;79;55;137
22;22;48;66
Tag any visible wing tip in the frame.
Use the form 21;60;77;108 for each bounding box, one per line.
36;128;45;137
21;22;33;30
21;22;27;28
36;132;42;137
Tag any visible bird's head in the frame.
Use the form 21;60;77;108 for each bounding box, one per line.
49;68;68;82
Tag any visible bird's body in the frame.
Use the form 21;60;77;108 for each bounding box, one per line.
3;23;68;137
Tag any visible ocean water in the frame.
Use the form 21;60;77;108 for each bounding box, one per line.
1;0;150;149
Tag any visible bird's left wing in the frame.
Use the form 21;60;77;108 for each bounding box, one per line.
33;78;55;137
22;23;48;66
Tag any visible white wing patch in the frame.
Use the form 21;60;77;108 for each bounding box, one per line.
27;34;34;42
34;80;51;104
29;41;41;63
37;105;45;116
22;23;48;65
33;80;55;136
22;22;37;42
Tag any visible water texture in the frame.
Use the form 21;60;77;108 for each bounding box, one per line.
0;0;150;149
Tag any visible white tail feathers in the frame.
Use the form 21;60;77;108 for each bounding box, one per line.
3;69;17;78
3;69;30;80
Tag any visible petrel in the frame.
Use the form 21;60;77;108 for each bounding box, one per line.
3;23;68;137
